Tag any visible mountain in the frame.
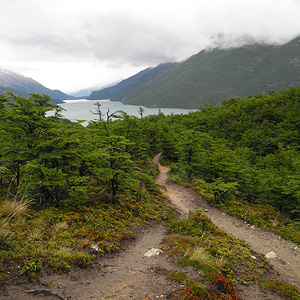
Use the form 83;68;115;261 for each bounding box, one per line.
88;63;178;101
0;67;74;103
89;36;300;109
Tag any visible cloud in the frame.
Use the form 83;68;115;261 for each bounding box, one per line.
1;0;300;92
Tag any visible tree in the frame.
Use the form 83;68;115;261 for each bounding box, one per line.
89;135;136;203
0;93;62;186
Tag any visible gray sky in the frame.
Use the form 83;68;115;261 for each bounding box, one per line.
1;0;300;94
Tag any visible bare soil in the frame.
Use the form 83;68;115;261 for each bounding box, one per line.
1;153;299;300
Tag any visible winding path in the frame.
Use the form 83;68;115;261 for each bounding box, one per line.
153;153;300;289
4;154;300;299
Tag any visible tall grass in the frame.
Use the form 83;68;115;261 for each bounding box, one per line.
0;199;31;228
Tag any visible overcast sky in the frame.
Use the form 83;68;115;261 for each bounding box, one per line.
1;0;300;94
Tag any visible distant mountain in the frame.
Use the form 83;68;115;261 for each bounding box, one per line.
70;80;122;98
88;63;178;101
70;87;100;98
88;36;300;108
0;67;74;103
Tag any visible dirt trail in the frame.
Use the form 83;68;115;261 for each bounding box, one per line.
2;153;299;299
153;153;300;289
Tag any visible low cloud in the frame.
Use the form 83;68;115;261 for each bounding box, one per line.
1;0;300;92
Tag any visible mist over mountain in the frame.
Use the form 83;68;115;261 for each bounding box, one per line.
88;36;300;108
0;67;74;103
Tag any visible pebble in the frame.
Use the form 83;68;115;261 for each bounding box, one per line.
144;248;163;257
265;251;277;259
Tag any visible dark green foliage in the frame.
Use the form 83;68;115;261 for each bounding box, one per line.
1;87;300;218
157;87;300;219
0;93;165;208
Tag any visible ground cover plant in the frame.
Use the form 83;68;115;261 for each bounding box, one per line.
162;209;300;299
0;186;174;283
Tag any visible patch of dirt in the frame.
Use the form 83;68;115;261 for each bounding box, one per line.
1;153;299;299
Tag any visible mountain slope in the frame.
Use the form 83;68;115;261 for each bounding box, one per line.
88;63;178;101
89;36;300;108
125;37;300;108
0;68;74;103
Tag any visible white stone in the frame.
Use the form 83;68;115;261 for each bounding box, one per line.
91;244;101;251
251;255;257;259
265;251;277;259
144;248;163;257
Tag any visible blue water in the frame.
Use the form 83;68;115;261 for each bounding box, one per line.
56;99;198;125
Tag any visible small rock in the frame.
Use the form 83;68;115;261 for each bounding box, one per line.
250;225;255;229
91;244;101;251
265;251;277;259
204;209;209;212
144;248;163;257
251;255;257;259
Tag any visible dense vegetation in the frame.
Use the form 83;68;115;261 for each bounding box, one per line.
165;87;300;223
1;89;300;298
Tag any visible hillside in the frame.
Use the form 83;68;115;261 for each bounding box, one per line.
88;62;178;101
89;36;300;108
0;67;74;103
1;89;300;299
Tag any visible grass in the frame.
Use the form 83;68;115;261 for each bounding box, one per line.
0;199;32;251
162;209;300;300
0;186;175;283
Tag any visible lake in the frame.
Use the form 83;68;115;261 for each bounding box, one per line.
57;99;198;125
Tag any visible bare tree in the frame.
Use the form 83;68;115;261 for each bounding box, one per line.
90;102;104;121
106;108;120;124
138;107;144;118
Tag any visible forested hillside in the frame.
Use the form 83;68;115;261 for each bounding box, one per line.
1;90;300;297
88;36;300;108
